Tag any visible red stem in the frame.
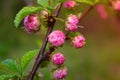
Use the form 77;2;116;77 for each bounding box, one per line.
79;5;94;23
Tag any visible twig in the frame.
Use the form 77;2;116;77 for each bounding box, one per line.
45;46;55;60
28;3;63;80
79;5;94;23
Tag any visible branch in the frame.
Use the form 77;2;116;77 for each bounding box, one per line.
44;46;55;60
28;3;63;80
79;5;94;23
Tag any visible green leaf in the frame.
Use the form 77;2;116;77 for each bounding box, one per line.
37;0;50;8
0;74;13;80
21;49;39;71
63;8;75;15
41;68;51;80
14;7;43;28
75;0;98;5
1;59;18;73
37;0;65;10
0;63;13;75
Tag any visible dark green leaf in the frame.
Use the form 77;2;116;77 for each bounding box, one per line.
1;59;18;73
21;49;39;71
14;7;43;28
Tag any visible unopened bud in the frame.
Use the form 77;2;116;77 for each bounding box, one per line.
24;14;40;33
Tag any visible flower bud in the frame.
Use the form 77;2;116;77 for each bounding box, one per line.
72;35;85;48
24;14;40;33
113;1;120;11
64;0;76;9
48;30;66;47
41;10;49;19
65;14;79;32
96;4;108;19
53;68;67;80
52;53;65;65
65;23;78;32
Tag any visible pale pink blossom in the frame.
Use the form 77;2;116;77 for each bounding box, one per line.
64;0;76;9
54;68;67;80
96;4;108;19
52;53;65;65
113;1;120;11
66;14;79;32
48;30;66;47
72;35;85;48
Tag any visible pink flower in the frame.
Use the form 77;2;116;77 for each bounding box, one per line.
48;30;66;47
72;35;85;48
24;14;40;33
53;68;67;80
113;1;120;11
96;4;108;19
65;14;79;32
52;53;65;65
65;23;78;32
64;0;76;9
67;14;79;24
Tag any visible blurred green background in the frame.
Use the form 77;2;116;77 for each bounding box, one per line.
0;0;120;80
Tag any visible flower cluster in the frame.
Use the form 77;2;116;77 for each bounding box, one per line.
47;3;85;79
48;15;85;80
52;52;67;80
65;14;85;49
23;1;86;79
